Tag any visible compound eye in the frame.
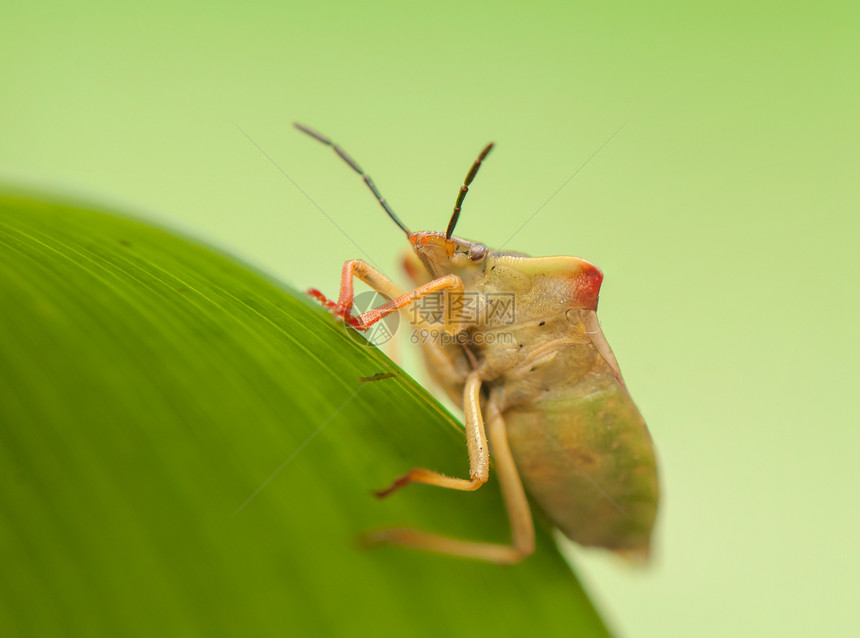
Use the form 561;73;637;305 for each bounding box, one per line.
469;244;488;262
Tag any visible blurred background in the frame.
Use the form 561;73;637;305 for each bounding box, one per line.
2;1;858;635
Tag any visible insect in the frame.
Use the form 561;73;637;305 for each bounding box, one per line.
297;123;659;564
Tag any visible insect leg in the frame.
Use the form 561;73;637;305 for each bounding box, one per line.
366;396;535;564
308;259;402;318
375;370;489;497
309;259;464;333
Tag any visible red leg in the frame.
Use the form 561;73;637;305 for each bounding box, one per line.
308;259;464;332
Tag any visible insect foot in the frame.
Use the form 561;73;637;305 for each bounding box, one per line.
308;288;401;347
306;288;363;329
373;473;411;499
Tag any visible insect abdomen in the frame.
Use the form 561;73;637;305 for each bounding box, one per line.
503;377;659;556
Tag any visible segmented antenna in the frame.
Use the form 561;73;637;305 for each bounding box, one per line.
445;142;494;239
293;123;410;235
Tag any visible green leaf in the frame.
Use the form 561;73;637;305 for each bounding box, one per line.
0;193;610;637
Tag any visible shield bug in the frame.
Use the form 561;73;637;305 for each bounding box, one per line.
297;123;659;564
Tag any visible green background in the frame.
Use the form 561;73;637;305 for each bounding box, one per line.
2;1;858;636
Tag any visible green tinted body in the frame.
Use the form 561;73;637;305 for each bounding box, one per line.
405;232;659;556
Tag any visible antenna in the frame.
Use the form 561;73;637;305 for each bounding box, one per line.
293;123;411;235
445;142;494;239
